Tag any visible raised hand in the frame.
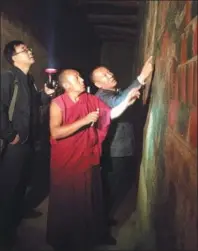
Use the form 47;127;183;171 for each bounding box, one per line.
140;56;154;83
126;87;141;106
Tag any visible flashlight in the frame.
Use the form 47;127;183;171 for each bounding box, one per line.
45;68;57;82
45;68;58;89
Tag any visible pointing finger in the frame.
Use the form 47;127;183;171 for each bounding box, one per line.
146;56;153;64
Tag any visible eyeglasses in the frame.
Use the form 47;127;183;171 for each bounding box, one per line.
13;47;33;56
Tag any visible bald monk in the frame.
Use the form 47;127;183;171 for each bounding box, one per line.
46;69;140;251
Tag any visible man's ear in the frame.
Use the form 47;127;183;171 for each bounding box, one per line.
62;83;67;89
64;82;71;90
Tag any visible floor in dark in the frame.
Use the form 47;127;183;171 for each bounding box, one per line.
14;183;138;251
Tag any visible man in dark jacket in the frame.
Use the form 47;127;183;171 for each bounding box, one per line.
0;40;54;250
91;57;153;216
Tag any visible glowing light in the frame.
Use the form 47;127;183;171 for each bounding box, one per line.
45;68;58;86
45;68;58;74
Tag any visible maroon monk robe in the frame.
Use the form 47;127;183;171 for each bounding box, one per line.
47;92;111;250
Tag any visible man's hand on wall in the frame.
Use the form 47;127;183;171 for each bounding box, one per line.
139;56;154;84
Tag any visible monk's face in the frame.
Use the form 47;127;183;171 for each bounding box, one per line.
63;70;85;94
92;67;117;90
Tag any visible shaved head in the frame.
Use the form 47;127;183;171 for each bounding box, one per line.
59;69;79;86
58;69;85;94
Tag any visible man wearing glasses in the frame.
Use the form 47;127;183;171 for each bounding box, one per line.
0;40;54;250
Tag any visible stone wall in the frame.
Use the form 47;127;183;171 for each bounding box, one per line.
1;11;48;89
135;1;197;250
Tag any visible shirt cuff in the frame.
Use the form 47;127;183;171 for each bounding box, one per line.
137;75;145;86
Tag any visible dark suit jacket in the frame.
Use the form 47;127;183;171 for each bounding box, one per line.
0;67;50;144
95;79;141;157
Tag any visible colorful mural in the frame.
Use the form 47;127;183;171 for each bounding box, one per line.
136;1;197;250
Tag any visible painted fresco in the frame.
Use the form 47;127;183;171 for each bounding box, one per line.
136;1;197;250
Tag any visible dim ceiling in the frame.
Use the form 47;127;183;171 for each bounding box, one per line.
70;0;144;43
